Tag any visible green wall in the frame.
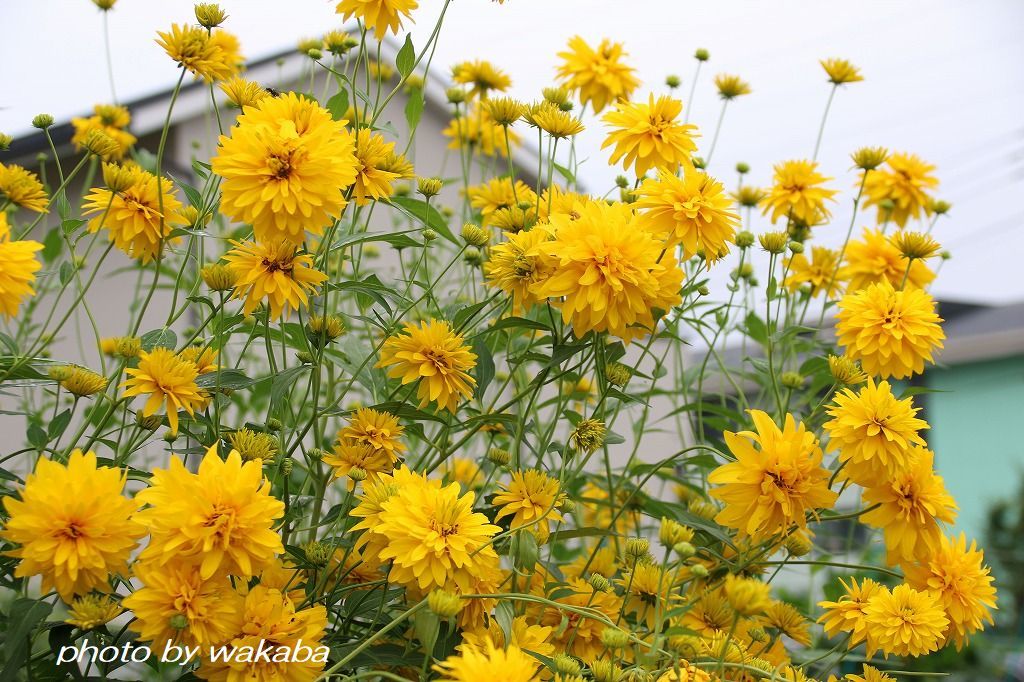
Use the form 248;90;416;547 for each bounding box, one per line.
926;355;1024;544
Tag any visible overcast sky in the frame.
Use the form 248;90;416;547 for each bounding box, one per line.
4;0;1023;304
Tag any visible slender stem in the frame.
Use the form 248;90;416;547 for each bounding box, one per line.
812;84;838;161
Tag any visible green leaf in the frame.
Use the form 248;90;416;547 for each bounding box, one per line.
333;229;421;251
41;227;63;263
472;336;494;398
1;598;53;678
61;218;87;236
743;311;768;345
387;196;457;245
141;328;177;351
326;89;350;121
553;162;575;184
26;423;47;450
270;365;310;412
195;369;253;390
48;409;72;440
404;89;424;130
395;34;416;78
484;316;550;335
494;601;515;651
58;261;75;286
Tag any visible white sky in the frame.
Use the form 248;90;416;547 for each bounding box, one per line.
4;0;1023;304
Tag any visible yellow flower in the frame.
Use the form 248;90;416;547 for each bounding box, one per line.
217;76;268;109
656;662;712;682
493;469;566;543
723;574;772;616
434;642;540;682
66;594;123;630
818;576;883;648
212;92;359;245
862;446;957;565
121;347;205;435
714;74;752;99
617;562;679;627
761;159;837;225
892;230;941;261
223;239;328;320
338;407;406;461
71;104;137;160
352;128;406;205
484;96;526;126
443;105;521;157
602;94;698;176
904;532;998;649
82;166;186;263
835;280;945;380
839;228;935;293
377;319;477;413
439;457;485;490
459;615;553;660
530;200;684;342
178;345;219;374
336;0;418;37
862;583;948;658
369;466;499;592
468;177;537;223
634;166;739;261
452;60;512;99
0;215;43;318
564;544;618;580
484;227;555;314
0;450;144;601
324;442;395;483
784;246;840;297
196;585;328;681
863;152;939;227
54;366;108;397
709;410;837;542
845;665;896;682
540;578;622;661
820;58;864;85
133;445;285;579
532;106;586;139
0;162;49;213
123;561;244;650
155;24;242;82
762;600;811;646
556;36;640;113
823;378;928;486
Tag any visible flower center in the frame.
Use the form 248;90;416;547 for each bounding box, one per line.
261;257;293;274
60;521;86;539
267;152;294;179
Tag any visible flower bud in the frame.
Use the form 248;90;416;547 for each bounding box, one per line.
624;537;649;561
600;627;629;649
281;457;293;475
82;130;120;157
851;146;889;171
552;654;582;677
781;371;804;390
759;231;788;254
690;563;709;578
747;625;769;642
427;589;463;618
659;517;694;547
588;573;611;593
194;3;228;28
304;541;332;567
486;447;511;467
32;114;55;129
674;541;696;559
605;362;631;387
614;175;629;188
136;412;164;431
931;199;951;215
168;613;188;630
736;162;750;174
694;48;710;61
446;87;466;104
590;660;622;682
461;223;489;247
200;263;237;292
697;284;710;296
828;354;867;386
787;240;804;254
348;466;368;482
511;530;540;572
0;133;12;151
266;417;283;432
417;177;443;199
735;230;754;248
463;246;482;267
422;228;437;242
569;418;606;454
784;531;813;557
665;74;681;89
